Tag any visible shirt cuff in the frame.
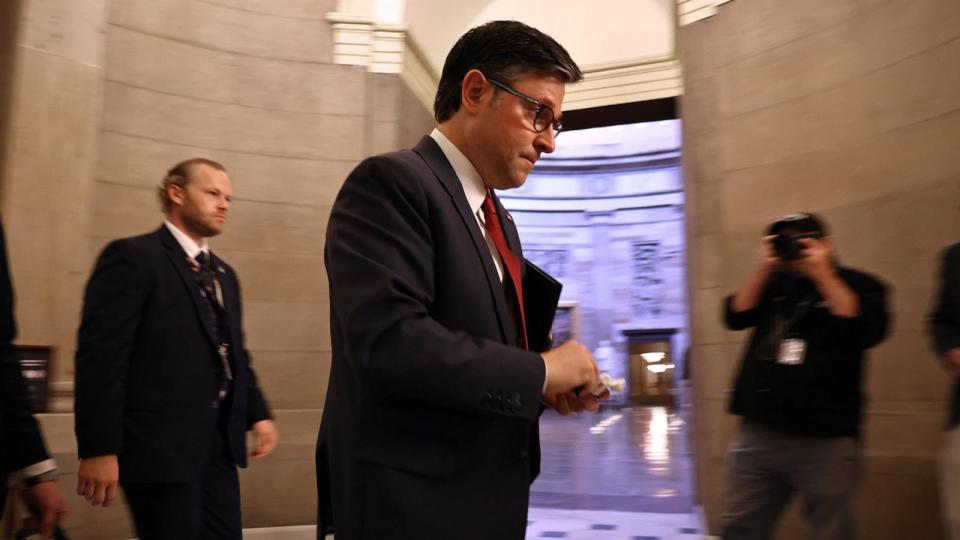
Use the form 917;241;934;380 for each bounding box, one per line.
541;355;549;394
14;459;58;484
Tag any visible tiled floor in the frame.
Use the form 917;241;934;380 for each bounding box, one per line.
525;508;705;540
531;404;695;513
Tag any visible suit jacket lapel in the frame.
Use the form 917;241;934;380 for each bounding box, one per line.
157;226;218;348
412;136;513;343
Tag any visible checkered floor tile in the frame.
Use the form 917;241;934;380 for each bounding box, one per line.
526;508;712;540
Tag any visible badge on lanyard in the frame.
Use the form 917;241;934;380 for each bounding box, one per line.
777;338;806;365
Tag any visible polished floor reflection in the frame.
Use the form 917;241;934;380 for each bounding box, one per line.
526;403;701;539
241;405;701;540
530;405;696;514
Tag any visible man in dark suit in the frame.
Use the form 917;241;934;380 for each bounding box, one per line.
930;243;960;539
74;158;277;539
316;21;606;540
0;221;68;537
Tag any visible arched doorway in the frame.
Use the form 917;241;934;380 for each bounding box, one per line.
499;117;704;538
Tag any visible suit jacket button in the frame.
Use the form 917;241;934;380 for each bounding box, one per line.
514;449;529;460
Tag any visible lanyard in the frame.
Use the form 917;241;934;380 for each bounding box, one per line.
763;291;817;361
188;254;233;381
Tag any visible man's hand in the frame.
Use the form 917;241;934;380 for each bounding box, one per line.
77;454;119;507
790;236;859;317
250;419;278;459
541;340;599;395
731;236;780;313
760;235;782;272
544;387;610;416
22;480;68;538
793;237;834;281
945;348;960;376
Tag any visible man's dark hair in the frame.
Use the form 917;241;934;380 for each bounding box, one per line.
433;20;583;123
767;212;828;237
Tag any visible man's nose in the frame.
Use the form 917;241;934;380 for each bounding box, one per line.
535;129;557;154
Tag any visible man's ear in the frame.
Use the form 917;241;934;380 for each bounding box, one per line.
167;184;185;207
460;69;489;115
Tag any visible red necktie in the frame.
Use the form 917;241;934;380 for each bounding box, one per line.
481;194;528;349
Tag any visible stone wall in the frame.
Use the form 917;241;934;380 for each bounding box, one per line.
2;1;434;537
682;0;960;537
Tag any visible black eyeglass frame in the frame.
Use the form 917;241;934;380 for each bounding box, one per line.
486;78;563;137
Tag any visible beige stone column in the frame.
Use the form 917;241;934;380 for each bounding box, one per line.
1;0;109;410
681;0;960;538
0;1;24;193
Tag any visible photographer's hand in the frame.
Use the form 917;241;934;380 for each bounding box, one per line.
761;235;781;270
798;237;859;317
731;236;780;313
796;237;832;281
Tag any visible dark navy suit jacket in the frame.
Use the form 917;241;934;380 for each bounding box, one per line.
316;136;546;540
74;225;270;483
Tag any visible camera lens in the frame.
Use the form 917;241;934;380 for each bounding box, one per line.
773;234;802;261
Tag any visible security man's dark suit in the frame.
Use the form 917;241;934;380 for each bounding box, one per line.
74;225;270;538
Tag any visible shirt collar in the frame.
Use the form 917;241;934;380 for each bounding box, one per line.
164;220;209;260
430;128;488;216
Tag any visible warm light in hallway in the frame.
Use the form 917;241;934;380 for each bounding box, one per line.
588;413;623;435
643;407;670;465
647;363;675;374
641;352;666;363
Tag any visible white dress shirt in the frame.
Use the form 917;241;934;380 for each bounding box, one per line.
430;129;505;282
165;220;209;260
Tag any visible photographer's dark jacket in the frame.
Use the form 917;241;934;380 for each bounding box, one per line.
724;267;888;438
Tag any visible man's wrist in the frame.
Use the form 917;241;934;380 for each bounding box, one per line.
24;468;59;487
755;262;775;281
810;266;838;286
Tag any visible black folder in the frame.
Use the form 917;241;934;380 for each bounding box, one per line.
522;259;562;352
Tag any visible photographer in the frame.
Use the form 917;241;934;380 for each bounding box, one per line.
719;213;888;540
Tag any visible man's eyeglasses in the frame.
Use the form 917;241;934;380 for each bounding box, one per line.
487;78;563;138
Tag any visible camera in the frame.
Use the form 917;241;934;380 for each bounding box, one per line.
767;213;826;261
773;234;803;261
772;233;820;261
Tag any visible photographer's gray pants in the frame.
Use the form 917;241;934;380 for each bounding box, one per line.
720;421;859;540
